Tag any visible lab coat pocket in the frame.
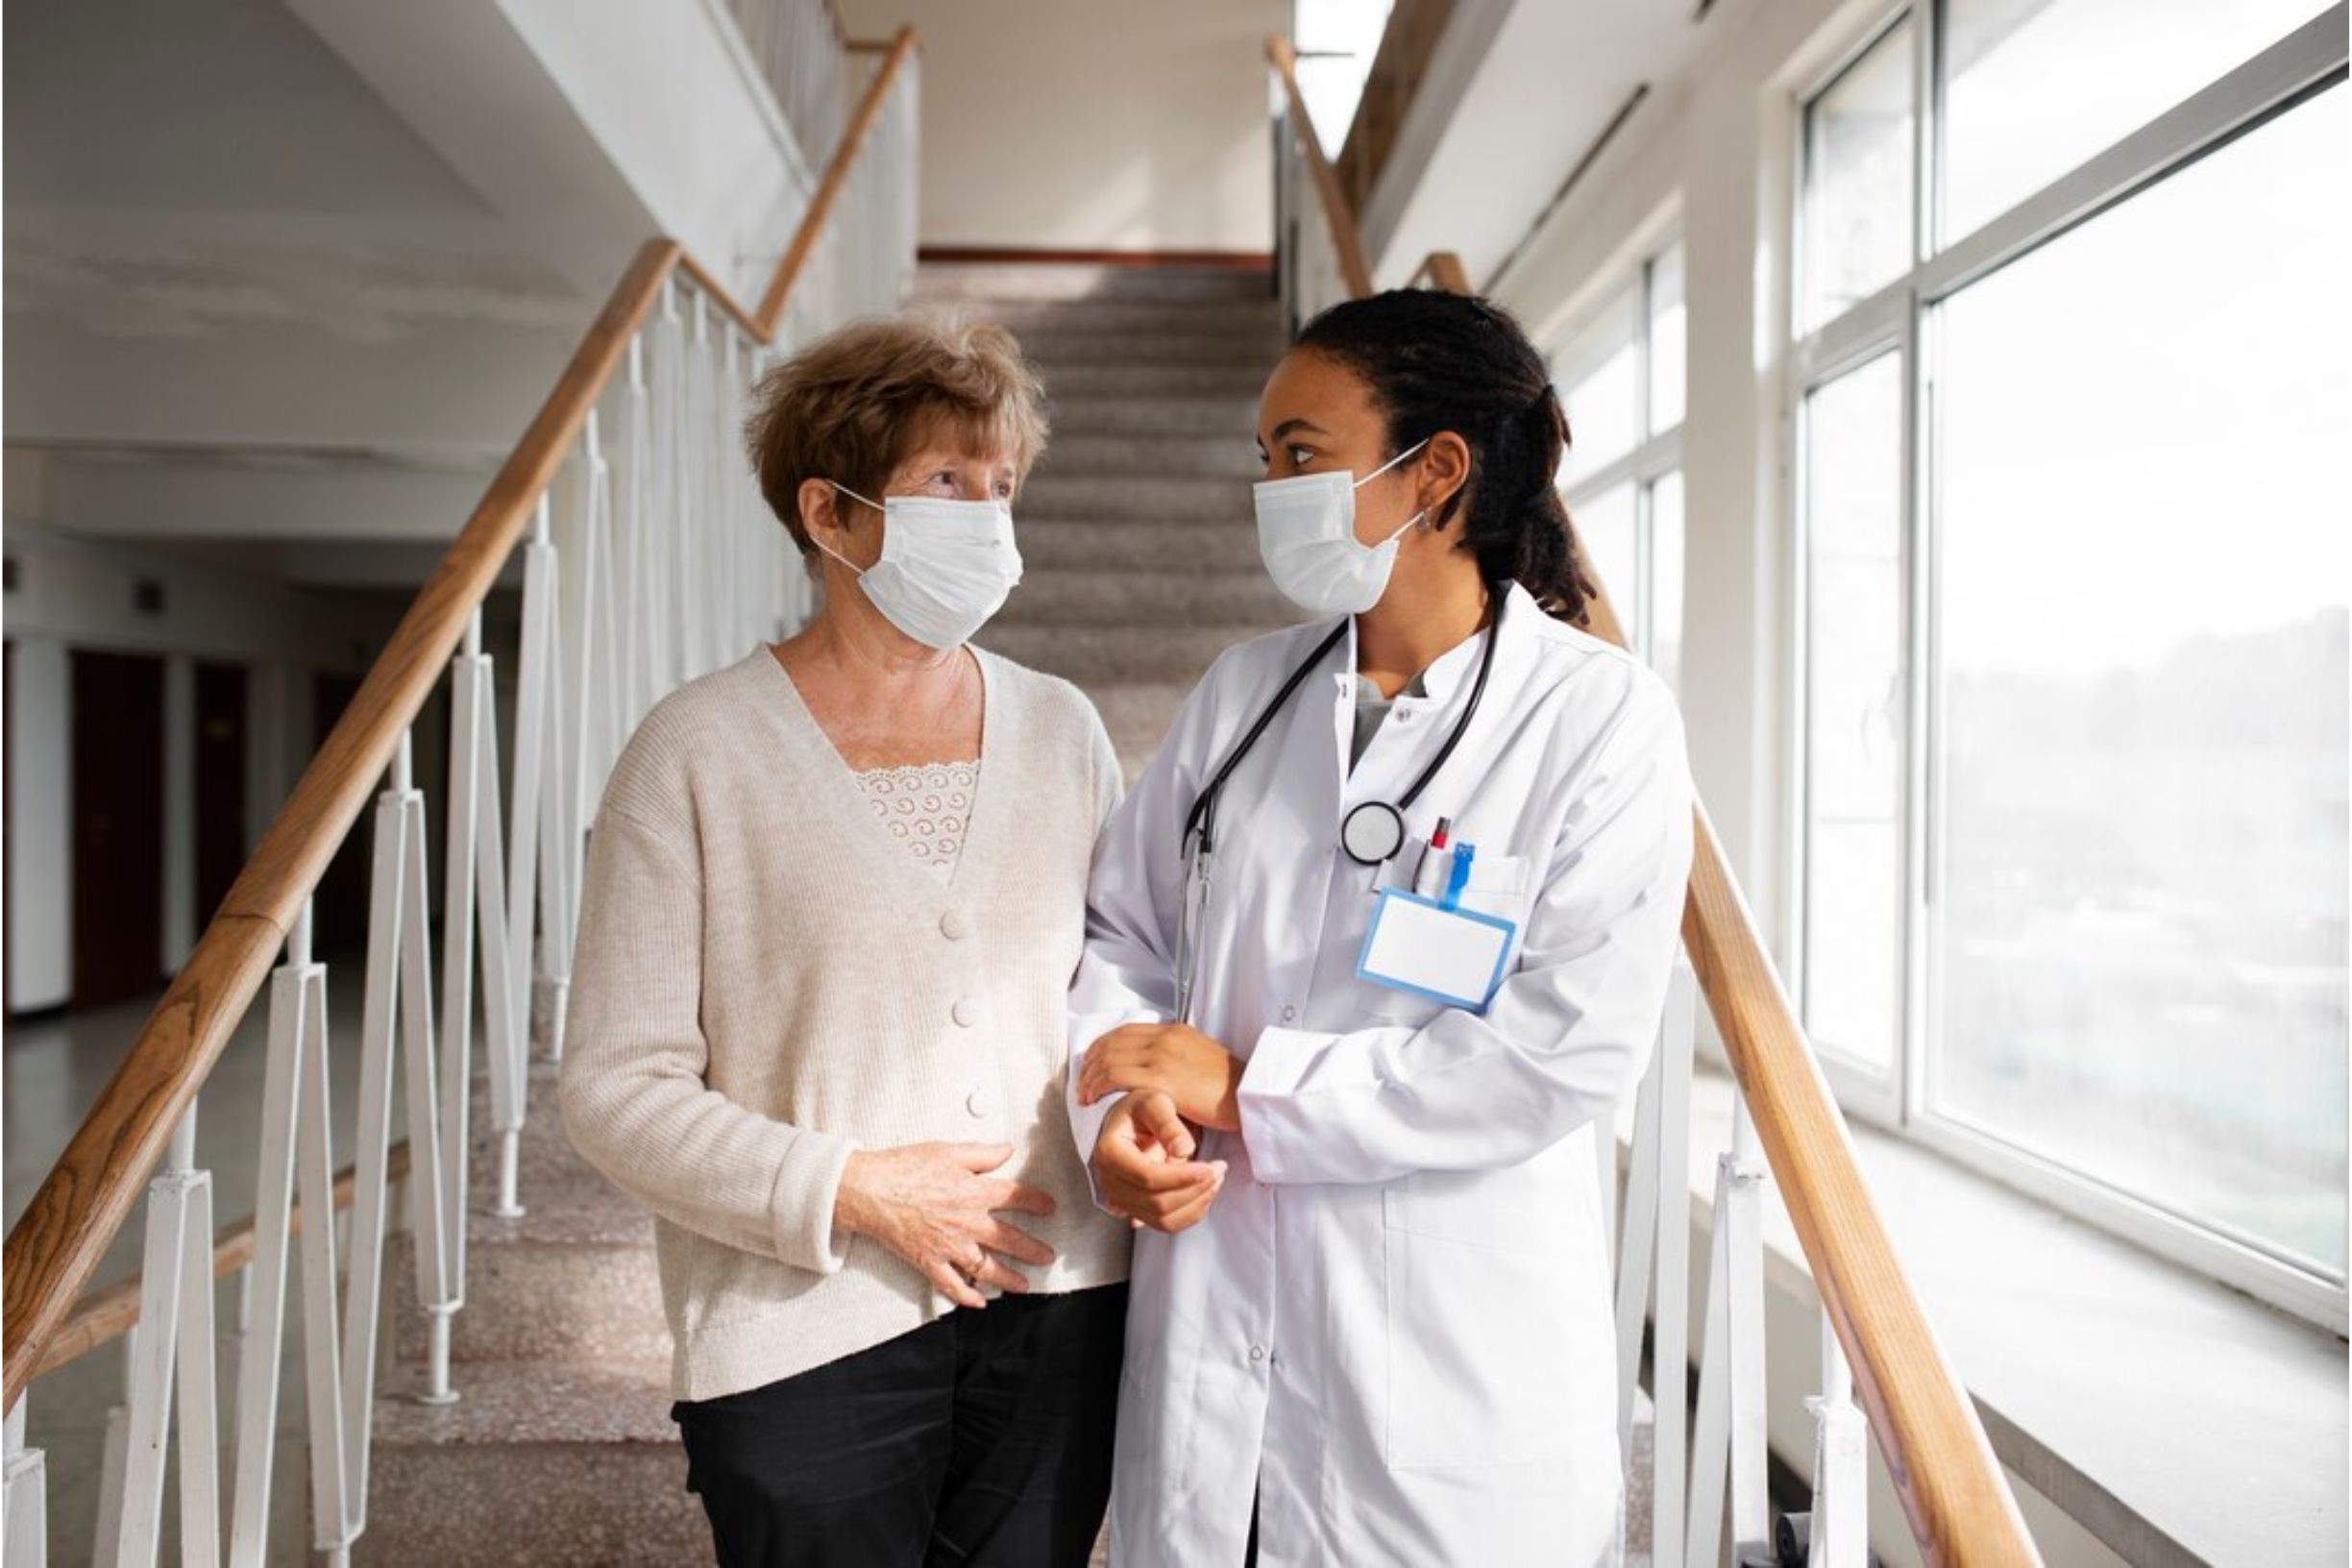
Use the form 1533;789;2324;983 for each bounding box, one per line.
1381;1169;1579;1468
1359;853;1536;1026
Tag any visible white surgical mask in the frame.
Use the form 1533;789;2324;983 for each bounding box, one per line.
1251;438;1431;616
816;484;1023;649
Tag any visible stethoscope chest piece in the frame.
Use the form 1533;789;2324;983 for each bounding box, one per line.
1339;799;1407;866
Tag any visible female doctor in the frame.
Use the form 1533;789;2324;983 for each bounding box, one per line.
1066;289;1695;1568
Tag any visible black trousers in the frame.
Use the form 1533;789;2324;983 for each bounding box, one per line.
672;1283;1127;1567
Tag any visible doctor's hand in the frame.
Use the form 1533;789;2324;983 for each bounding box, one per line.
1091;1090;1226;1234
1076;1022;1244;1132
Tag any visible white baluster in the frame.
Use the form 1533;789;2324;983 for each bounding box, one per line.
1806;1316;1870;1567
283;906;355;1560
339;732;449;1533
455;614;525;1222
1651;965;1696;1566
387;735;456;1408
93;1336;129;1566
116;1103;220;1568
510;497;559;1088
1686;1090;1773;1568
5;1395;48;1568
226;929;317;1565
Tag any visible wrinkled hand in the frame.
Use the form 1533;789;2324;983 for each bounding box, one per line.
1091;1090;1225;1235
833;1141;1057;1310
1076;1022;1243;1131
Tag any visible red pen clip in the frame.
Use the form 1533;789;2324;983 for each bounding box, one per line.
1430;817;1452;850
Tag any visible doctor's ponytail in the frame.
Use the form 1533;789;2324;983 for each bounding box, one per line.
1293;290;1596;625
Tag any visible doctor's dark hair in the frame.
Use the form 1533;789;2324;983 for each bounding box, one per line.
1294;289;1594;625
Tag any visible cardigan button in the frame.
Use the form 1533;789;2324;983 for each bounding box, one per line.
965;1090;988;1118
941;909;970;941
951;998;976;1027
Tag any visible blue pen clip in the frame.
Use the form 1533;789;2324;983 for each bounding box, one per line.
1440;841;1475;911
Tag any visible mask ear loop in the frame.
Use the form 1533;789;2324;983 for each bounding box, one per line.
1358;437;1435;550
814;480;882;574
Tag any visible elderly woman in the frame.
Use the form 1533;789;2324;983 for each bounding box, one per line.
560;315;1130;1568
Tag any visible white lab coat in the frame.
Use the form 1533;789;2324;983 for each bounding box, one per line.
1066;581;1695;1568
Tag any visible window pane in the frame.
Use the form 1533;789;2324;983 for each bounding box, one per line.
1556;290;1641;487
1943;0;2330;241
1932;87;2349;1274
1802;354;1906;1071
1572;482;1638;648
1803;16;1916;330
1649;470;1685;695
1648;243;1687;434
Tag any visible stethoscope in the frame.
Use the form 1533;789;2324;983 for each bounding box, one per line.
1171;590;1506;1024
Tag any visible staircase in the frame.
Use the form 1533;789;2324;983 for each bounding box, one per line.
918;260;1308;772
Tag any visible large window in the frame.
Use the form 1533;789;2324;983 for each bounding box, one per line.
1791;3;2346;1319
1556;240;1686;688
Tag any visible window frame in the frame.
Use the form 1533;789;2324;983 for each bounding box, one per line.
1784;0;2351;1331
1556;239;1689;675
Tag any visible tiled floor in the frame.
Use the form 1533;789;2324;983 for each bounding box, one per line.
7;961;404;1566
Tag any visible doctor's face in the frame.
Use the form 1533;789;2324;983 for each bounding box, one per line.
1256;348;1426;550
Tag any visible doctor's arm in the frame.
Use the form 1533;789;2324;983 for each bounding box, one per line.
1236;679;1695;1187
1066;676;1228;1213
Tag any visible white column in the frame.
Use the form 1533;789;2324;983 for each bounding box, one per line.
6;638;71;1011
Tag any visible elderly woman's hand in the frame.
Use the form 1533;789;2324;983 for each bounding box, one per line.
834;1143;1059;1310
1075;1022;1244;1131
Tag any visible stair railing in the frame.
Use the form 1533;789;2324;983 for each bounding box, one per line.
0;28;920;1568
1269;34;2042;1568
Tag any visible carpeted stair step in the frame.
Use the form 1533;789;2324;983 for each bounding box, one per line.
1031;433;1262;480
959;296;1282;338
1042;394;1262;438
998;567;1300;630
1033;360;1271;399
1015;328;1280;368
1017;473;1247;523
1012;516;1253;573
357;1358;704;1566
980;624;1250;688
912;262;1273;305
393;1167;665;1366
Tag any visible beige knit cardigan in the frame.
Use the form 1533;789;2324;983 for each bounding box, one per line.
559;646;1133;1401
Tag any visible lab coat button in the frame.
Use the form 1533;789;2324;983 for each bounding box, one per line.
1280;1005;1297;1023
1249;1344;1265;1363
951;998;976;1027
941;909;970;940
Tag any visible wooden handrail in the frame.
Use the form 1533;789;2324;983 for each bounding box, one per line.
1267;28;2040;1560
758;26;920;331
30;1142;412;1382
2;26;925;1411
1264;36;1377;301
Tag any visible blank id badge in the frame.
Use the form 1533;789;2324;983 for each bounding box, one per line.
1356;888;1516;1014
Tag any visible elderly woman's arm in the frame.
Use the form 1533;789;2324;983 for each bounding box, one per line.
560;805;858;1273
561;802;1058;1306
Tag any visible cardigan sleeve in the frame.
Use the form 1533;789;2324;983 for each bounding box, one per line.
560;804;857;1275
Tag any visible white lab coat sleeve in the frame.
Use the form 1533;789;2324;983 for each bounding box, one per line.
1237;672;1694;1187
1064;660;1222;1206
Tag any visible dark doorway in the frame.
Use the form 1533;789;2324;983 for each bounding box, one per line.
70;649;166;1008
194;662;248;936
310;673;370;951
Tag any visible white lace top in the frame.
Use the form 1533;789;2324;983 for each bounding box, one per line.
852;760;981;878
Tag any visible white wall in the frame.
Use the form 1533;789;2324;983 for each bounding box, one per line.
836;0;1285;253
